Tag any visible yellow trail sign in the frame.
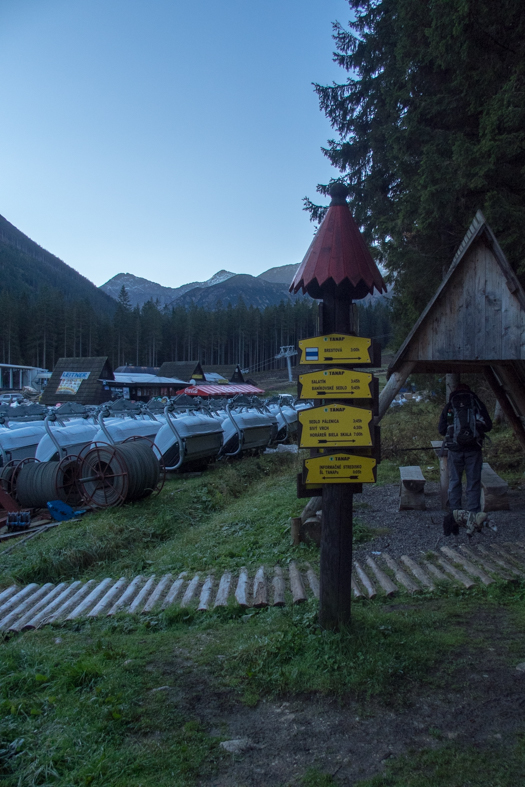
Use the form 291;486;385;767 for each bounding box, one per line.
298;368;372;400
298;404;373;448
299;333;371;365
304;454;377;484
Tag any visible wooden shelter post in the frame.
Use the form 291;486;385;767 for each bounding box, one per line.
483;366;525;451
446;373;460;400
378;361;415;419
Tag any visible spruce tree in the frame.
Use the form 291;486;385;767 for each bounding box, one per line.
308;0;525;341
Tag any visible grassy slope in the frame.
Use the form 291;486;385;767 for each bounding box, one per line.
1;404;525;786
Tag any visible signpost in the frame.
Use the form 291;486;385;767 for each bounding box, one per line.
289;182;386;630
298;368;376;401
295;328;381;630
299;334;378;366
298;404;373;448
304;454;377;484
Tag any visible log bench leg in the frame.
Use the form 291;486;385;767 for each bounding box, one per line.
399;467;426;511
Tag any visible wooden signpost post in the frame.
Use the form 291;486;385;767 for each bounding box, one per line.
290;183;386;629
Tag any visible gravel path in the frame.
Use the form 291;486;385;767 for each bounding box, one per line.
353;481;525;560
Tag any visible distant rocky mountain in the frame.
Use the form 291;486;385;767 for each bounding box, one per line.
258;263;300;284
0;214;116;315
100;262;390;311
174;273;308;310
100;269;235;308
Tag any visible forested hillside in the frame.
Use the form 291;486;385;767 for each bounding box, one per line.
0;279;391;375
0;214;391;373
97;289;392;372
0;214;116;314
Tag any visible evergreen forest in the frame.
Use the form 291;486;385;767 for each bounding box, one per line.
0;283;392;374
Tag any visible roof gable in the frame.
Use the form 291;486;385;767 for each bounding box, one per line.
157;361;203;381
389;212;525;372
41;357;114;405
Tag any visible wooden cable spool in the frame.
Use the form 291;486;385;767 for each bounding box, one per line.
78;440;160;508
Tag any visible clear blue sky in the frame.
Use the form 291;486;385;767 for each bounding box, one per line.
0;0;351;288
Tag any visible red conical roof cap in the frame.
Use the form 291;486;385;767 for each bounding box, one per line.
290;184;386;300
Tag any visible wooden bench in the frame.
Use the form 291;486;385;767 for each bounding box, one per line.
399;466;426;510
481;463;509;511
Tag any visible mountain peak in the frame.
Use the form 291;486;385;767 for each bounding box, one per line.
100;270;236;308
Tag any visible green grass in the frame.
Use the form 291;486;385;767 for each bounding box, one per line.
358;739;525;786
1;410;525;786
301;768;337;786
195;600;466;702
0;451;378;587
2;585;525;786
0;621;224;786
0;453;310;585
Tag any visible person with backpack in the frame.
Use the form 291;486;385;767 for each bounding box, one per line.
438;383;493;514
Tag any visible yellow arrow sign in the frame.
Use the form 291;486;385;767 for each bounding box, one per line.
304;453;377;484
299;404;373;448
298;368;373;399
299;334;372;365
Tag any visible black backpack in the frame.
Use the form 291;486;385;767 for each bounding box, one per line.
445;391;482;449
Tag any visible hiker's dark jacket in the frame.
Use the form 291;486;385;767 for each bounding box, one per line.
438;392;493;452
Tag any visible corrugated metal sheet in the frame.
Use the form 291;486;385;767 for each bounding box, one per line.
157;361;203;381
112;373;187;385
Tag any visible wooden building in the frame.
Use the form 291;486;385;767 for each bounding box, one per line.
157;361;204;382
379;211;525;450
41;357;114;406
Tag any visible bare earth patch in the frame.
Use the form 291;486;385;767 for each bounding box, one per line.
144;607;525;787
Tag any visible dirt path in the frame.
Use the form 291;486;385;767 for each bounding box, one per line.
155;610;525;786
187;484;525;785
353;482;525;562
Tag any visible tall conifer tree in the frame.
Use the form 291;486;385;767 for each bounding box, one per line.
308;0;525;341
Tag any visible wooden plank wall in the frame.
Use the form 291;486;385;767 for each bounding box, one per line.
409;241;525;362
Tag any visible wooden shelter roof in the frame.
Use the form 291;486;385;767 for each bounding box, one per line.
290;184;386;300
157;361;203;382
200;365;236;382
380;211;525;449
388;211;525;375
41;357;114;406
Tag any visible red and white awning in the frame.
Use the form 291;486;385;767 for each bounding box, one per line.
175;384;264;397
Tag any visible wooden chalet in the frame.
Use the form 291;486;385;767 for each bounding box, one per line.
200;365;241;384
114;365;160;375
41;357;114;406
380;211;525;450
157;361;204;382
